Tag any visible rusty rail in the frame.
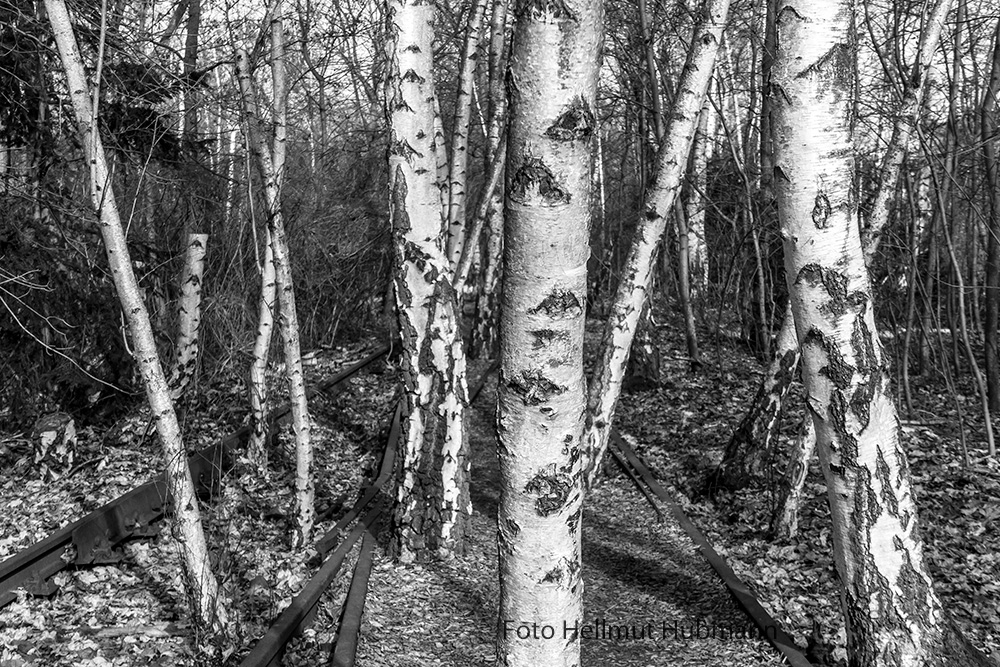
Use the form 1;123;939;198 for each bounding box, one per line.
0;345;389;610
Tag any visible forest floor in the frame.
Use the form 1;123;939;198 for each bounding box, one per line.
1;305;998;666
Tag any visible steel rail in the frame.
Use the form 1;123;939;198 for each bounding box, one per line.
0;345;389;610
608;430;815;667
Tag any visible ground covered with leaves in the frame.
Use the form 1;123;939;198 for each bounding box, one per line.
615;307;1000;666
0;342;395;666
2;308;998;666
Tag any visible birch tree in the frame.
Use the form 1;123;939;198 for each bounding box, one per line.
169;232;208;399
236;14;315;546
494;0;601;662
771;0;987;662
45;0;228;635
445;0;488;267
583;0;730;486
385;0;471;562
713;0;953;493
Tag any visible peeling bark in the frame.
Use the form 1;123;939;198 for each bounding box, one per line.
771;2;969;663
386;0;471;562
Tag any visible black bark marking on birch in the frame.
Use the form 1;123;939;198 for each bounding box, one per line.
541;565;564;583
510;157;571;204
802;328;854;390
525;465;572;516
501;516;520;538
403;44;421;53
796;264;861;319
518;0;577;22
875;446;900;517
829;391;859;462
530;328;566;348
506;369;567;405
390;167;413;234
529;289;583;318
545;97;594;141
811;191;832;228
566;506;581;534
894;538;932;623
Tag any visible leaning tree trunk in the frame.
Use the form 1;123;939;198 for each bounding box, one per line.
170;232;208;399
495;0;600;661
386;0;471;562
771;1;985;663
245;5;288;468
46;0;227;635
237;34;315;547
584;0;730;487
716;0;953;494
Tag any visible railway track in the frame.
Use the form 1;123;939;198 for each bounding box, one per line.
0;345;390;610
2;355;824;667
241;361;497;667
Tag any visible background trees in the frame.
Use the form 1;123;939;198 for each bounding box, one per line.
2;0;1000;664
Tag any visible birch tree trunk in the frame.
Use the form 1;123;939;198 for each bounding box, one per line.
686;90;715;298
386;0;471;562
496;0;600;660
246;1;287;467
170;232;207;399
714;0;952;493
236;34;315;546
445;0;488;267
471;0;510;359
772;1;977;662
584;0;730;487
46;0;227;634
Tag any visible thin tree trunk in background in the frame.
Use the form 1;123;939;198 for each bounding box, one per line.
982;18;1000;414
433;96;450;213
46;0;228;635
248;229;277;466
386;0;471;561
471;0;509;358
496;0;599;658
236;36;315;547
687;89;715;300
638;0;664;141
445;0;488;267
584;0;730;487
244;4;287;467
771;1;980;661
170;233;208;399
674;198;700;368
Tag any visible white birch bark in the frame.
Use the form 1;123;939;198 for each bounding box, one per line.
445;0;488;267
45;0;227;634
584;0;730;487
495;0;600;662
772;1;954;662
687;90;716;295
170;232;207;399
236;41;315;546
386;0;471;562
248;230;277;465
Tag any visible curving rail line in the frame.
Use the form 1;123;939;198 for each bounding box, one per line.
0;345;390;610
